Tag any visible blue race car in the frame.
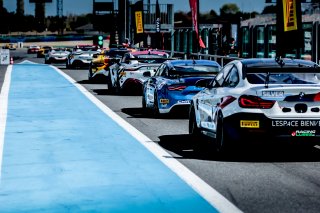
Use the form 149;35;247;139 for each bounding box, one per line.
142;59;221;116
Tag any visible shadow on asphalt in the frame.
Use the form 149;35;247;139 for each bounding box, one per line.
121;107;189;119
158;134;320;162
77;79;107;85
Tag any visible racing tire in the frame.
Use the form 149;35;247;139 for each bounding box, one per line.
153;92;160;118
107;76;114;93
141;94;150;116
66;61;71;69
88;63;93;81
188;105;201;137
114;76;121;95
189;105;208;152
214;111;231;154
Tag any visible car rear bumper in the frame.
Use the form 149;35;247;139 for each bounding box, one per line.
224;112;320;141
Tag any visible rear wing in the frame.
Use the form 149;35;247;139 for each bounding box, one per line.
127;57;176;62
244;65;320;75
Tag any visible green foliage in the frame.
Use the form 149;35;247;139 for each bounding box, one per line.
219;3;240;15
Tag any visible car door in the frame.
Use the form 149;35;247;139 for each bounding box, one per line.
109;53;130;87
197;64;235;132
145;63;167;107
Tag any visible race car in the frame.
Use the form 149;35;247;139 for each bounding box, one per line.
66;45;101;69
115;58;169;95
188;58;320;153
142;59;221;116
27;45;40;54
108;49;169;93
37;46;53;58
44;47;70;64
88;48;132;82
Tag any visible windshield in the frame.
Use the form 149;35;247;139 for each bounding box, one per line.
173;65;220;73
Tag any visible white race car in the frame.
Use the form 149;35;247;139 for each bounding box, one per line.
108;50;169;94
66;45;101;69
189;58;320;152
44;47;70;64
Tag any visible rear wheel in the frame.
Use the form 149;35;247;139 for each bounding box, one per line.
107;76;113;92
153;92;160;117
66;61;71;69
142;93;151;116
189;106;201;137
189;105;207;152
88;63;93;81
215;111;231;153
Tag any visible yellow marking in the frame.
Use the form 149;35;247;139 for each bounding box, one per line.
160;99;169;104
240;120;260;128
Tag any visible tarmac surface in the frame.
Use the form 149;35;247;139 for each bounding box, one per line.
0;62;241;212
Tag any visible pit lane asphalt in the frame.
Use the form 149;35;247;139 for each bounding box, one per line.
0;55;240;212
2;49;320;213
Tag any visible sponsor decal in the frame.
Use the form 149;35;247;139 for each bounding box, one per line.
282;0;298;32
272;120;320;127
240;120;259;128
177;100;190;104
135;11;144;34
262;91;284;97
119;71;126;77
291;130;316;137
160;99;169;104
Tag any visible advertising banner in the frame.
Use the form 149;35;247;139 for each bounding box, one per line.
282;0;298;32
189;0;205;49
135;11;144;34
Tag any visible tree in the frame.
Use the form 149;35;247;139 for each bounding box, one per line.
262;5;277;14
220;3;240;16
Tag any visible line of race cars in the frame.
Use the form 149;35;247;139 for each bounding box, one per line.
36;44;320;153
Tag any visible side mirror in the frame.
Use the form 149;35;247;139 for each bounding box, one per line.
143;71;151;77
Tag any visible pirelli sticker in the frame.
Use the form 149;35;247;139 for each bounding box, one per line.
240;120;259;128
135;11;144;34
282;0;298;32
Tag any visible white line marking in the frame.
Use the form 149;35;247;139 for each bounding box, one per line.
52;65;243;213
0;65;12;182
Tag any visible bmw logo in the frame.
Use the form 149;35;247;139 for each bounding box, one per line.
299;92;305;99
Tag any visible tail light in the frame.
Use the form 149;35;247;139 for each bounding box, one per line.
167;85;187;91
104;58;110;63
239;95;275;109
219;96;236;109
313;92;320;101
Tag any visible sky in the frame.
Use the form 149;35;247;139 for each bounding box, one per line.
3;0;267;17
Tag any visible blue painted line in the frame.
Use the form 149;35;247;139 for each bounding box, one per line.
0;62;241;212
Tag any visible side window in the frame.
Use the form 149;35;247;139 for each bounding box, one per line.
210;64;233;88
162;66;169;77
223;66;239;87
155;64;165;76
